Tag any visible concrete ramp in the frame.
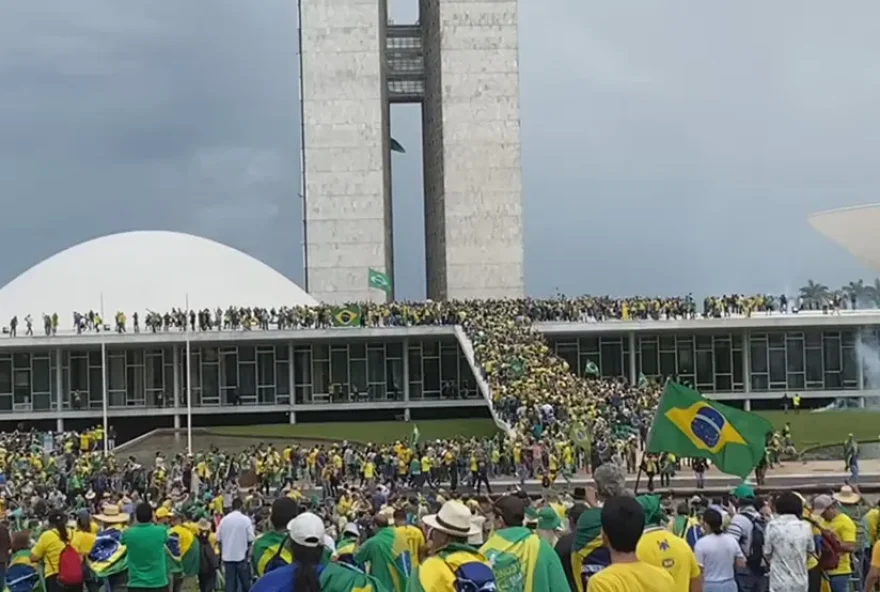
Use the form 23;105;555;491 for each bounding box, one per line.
454;325;514;437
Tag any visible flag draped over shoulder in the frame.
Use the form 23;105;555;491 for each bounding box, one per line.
5;550;42;592
252;531;293;577
571;508;610;592
480;526;568;592
88;529;128;578
354;527;411;592
647;382;773;478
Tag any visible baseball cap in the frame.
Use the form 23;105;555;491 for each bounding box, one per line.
812;495;835;513
288;512;325;548
494;495;527;526
343;522;360;537
730;484;755;500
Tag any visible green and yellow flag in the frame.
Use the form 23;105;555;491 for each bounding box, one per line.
570;421;591;453
646;382;772;478
368;268;392;293
332;305;362;327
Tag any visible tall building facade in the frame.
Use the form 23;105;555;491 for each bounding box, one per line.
300;0;524;303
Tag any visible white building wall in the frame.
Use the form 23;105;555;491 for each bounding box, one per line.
422;0;525;300
301;0;392;304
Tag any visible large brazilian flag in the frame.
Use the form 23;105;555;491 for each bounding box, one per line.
89;530;128;578
5;551;43;592
647;382;773;478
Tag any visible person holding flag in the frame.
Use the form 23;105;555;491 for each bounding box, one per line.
645;382;772;479
480;495;568;592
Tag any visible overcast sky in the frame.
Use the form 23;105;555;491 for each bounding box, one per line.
1;1;879;301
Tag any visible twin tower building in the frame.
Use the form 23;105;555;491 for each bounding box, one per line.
300;0;525;303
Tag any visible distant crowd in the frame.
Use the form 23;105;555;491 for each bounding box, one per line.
2;290;868;337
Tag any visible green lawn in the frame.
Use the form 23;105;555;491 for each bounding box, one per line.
209;418;500;444
755;410;880;450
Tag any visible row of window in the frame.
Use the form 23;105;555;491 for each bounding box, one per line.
0;340;476;412
551;330;866;392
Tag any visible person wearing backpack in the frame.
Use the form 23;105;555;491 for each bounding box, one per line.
408;500;495;592
812;495;856;592
30;510;83;592
724;484;766;592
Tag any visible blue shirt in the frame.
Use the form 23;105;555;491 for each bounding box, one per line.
251;563;324;592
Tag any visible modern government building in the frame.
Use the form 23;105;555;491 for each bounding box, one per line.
0;207;878;438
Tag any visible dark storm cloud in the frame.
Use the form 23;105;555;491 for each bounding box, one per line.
2;0;880;300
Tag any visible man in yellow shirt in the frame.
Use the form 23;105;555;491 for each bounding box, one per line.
587;496;675;592
813;494;856;592
635;497;701;591
394;508;425;567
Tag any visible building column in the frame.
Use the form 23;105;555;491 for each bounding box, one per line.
403;338;410;403
628;332;636;385
288;341;295;407
55;347;64;416
742;329;751;411
858;330;866;390
289;411;297;424
172;345;181;430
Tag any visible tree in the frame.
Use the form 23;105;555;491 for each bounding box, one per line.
799;280;829;306
841;279;867;306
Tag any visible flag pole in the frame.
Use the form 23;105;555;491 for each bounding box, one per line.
101;340;109;456
185;293;192;455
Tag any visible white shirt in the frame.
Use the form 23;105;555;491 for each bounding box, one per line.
763;515;814;592
217;510;255;562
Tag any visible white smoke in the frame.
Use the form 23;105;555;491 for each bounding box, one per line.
857;330;880;394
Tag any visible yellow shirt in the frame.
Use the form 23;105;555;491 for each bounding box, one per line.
31;529;67;577
636;528;700;591
71;530;97;556
826;512;857;576
867;508;880;546
396;524;425;567
586;561;676;592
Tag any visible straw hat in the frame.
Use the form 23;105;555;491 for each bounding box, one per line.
95;504;130;524
422;501;481;537
833;485;861;505
197;518;212;531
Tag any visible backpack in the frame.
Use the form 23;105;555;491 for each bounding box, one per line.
58;543;85;587
452;560;496;592
745;515;767;575
817;529;842;571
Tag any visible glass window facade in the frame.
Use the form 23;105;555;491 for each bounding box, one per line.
552;328;861;393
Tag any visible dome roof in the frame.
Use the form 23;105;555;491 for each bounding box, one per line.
0;231;317;330
808;204;880;271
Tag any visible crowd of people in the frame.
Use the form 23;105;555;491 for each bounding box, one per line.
0;426;871;592
4;287;871;338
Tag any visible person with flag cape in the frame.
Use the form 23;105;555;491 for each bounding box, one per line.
252;498;303;577
571;505;609;592
634;496;701;591
167;512;200;592
333;522;360;567
480;495;568;592
89;504;130;583
5;532;42;592
646;382;773;478
251;513;388;592
407;500;494;592
355;513;412;592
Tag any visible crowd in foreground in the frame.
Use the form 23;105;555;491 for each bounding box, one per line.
0;437;876;592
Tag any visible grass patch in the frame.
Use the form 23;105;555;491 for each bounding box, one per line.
208;418;500;444
755;410;880;450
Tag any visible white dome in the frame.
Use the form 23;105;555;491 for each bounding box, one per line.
0;231;317;330
809;204;880;271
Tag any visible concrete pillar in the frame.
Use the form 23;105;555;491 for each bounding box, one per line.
744;399;751;411
172;345;180;409
860;397;867;408
858;330;866;390
56;417;64;433
628;332;636;385
743;329;751;394
403;338;410;402
55;348;64;413
174;414;181;429
288;341;295;407
289;411;297;424
404;407;411;421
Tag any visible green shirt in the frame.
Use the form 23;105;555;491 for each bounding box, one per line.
123;523;170;588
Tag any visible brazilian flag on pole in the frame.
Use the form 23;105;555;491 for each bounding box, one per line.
332;305;362;327
646;382;773;478
411;424;420;448
570;421;591;453
638;372;650;388
584;360;599;377
368;268;393;294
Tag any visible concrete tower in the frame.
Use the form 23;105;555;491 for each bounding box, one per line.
300;0;524;303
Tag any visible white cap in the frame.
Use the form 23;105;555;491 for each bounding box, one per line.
343;522;360;537
287;512;325;548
